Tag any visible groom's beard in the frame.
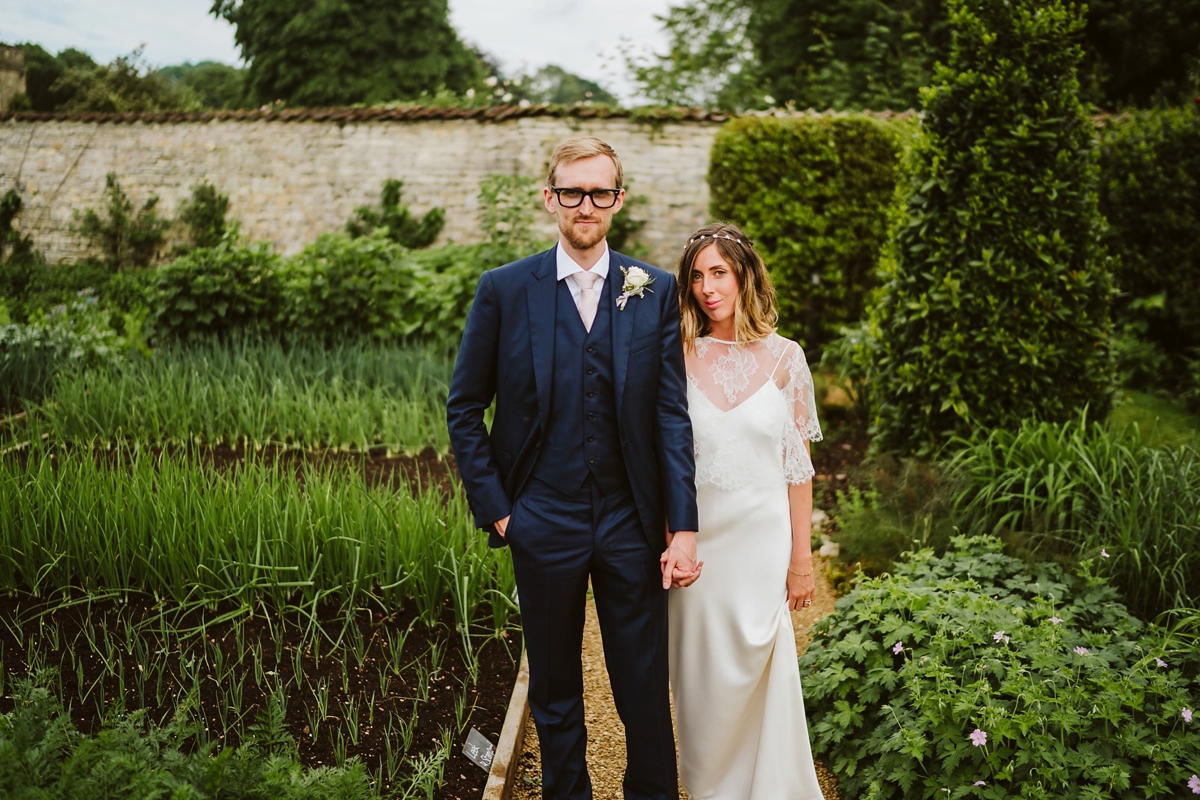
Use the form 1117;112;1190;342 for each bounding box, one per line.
560;213;611;251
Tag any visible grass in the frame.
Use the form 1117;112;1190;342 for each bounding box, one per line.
9;335;456;454
1109;389;1200;449
949;412;1200;622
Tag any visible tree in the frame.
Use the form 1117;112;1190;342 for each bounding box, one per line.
518;66;617;106
623;0;767;109
865;0;1114;457
73;173;170;268
51;49;195;113
346;179;444;249
1079;0;1200;108
20;44;96;111
746;0;949;111
157;61;249;109
210;0;485;107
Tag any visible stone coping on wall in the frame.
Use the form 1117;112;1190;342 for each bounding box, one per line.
0;103;920;126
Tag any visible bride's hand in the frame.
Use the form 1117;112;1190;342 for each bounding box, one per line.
787;565;816;611
661;531;703;589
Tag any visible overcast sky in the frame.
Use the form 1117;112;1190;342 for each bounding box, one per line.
0;0;674;102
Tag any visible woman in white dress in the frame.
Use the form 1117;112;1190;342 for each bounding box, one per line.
668;222;825;799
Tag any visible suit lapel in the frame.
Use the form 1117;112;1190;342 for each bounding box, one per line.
526;250;557;424
610;252;639;418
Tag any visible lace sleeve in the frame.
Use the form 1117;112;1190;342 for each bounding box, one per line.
780;341;822;485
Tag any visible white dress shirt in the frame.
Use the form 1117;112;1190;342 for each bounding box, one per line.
556;241;611;306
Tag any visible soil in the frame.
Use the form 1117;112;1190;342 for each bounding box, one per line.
0;591;520;800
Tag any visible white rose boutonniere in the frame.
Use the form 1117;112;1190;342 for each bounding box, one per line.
616;266;654;310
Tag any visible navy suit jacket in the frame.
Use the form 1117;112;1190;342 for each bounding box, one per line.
446;246;699;551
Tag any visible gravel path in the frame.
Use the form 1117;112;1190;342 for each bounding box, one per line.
511;556;842;800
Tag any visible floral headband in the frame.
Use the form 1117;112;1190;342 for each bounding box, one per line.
688;232;751;246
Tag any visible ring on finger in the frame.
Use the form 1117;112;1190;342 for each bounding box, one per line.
803;600;812;606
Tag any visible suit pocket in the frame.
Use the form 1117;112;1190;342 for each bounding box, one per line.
629;335;660;356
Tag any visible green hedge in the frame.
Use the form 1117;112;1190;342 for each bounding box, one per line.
709;113;912;352
802;535;1200;799
1098;107;1200;386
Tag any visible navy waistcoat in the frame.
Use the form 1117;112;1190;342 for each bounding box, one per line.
531;276;628;497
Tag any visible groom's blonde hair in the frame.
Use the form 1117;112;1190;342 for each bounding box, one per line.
547;136;624;189
676;222;778;351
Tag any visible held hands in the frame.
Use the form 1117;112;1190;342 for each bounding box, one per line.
660;530;703;590
786;558;816;611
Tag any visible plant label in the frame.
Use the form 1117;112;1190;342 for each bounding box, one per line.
463;727;495;772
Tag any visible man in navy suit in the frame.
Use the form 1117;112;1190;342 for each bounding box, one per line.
447;136;701;800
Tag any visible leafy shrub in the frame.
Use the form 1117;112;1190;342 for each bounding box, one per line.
72;172;169;268
346;178;444;249
176;180;232;250
284;231;414;340
949;412;1200;622
1098;107;1200;390
152;240;282;341
866;0;1114;458
830;455;956;576
0;293;130;409
475;173;543;255
0;673;373;800
802;535;1200;799
709;113;909;352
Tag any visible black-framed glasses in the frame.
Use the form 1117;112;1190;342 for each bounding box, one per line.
551;187;621;209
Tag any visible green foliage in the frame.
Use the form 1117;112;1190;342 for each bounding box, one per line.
0;673;374;800
346;179;444;249
607;187;650;259
72;172;169;269
748;0;948;112
152;240;282;341
211;0;485;107
831;456;956;576
48;48;197;114
1098;107;1200;390
949;413;1200;622
285;231;413;340
0;189;38;268
866;0;1114;458
1079;0;1200;108
623;0;768;109
7;92;31;112
177;180;232;250
475;173;543;255
18;44;97;112
156;60;249;109
21;334;453;453
0;293;131;409
802;535;1200;799
710;114;909;352
514;65;617;106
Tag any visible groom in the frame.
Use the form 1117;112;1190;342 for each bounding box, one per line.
447;136;699;800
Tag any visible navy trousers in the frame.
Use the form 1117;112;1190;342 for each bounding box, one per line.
507;475;677;800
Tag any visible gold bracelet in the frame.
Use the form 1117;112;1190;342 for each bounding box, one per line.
788;566;813;577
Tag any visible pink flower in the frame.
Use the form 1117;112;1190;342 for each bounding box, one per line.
1184;708;1194;723
893;641;904;655
993;630;1005;642
1101;548;1110;558
1155;657;1167;668
1074;646;1089;656
1049;617;1063;624
1189;774;1200;794
974;781;986;786
970;728;987;747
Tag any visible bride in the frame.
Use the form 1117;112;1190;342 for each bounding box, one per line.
668;222;825;799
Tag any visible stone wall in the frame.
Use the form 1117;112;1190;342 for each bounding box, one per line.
0;46;26;115
0;110;725;267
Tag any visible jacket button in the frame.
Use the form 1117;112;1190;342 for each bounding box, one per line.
586;345;595;353
588;457;596;464
587;413;595;420
587;391;595;398
586;368;596;375
587;435;595;442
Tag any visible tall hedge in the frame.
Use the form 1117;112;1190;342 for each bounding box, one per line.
709;114;910;352
866;0;1114;457
1098;107;1200;383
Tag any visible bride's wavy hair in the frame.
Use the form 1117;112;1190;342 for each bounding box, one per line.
676;222;778;351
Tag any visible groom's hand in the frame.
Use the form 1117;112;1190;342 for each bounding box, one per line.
494;515;510;538
661;531;703;589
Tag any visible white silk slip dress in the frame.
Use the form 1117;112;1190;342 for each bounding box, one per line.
670;333;825;800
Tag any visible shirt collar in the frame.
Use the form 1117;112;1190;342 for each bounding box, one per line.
556;241;610;282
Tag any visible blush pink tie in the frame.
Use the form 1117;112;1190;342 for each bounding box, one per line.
571;271;601;332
